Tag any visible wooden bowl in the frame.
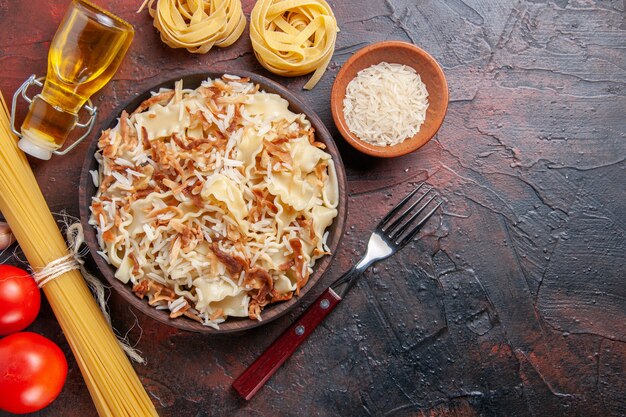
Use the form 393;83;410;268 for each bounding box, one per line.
331;41;448;158
78;71;347;333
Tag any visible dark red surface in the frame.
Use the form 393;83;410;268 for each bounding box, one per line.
1;1;625;416
233;288;342;400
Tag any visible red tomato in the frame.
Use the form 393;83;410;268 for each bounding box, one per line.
0;264;41;335
0;332;68;414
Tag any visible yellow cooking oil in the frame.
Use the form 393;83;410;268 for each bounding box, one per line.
19;0;133;159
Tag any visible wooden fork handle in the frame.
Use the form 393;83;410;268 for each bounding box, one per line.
232;288;342;400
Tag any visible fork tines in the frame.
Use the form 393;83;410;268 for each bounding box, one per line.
379;183;442;246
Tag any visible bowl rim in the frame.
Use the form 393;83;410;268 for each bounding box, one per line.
331;40;449;158
78;71;347;334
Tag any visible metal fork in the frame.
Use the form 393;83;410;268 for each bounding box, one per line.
331;183;441;298
233;183;442;400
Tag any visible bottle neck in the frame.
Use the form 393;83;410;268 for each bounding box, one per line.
41;81;86;114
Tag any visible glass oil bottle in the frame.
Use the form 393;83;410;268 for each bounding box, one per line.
18;0;134;160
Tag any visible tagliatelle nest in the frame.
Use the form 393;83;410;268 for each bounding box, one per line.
138;0;246;54
89;75;339;329
250;0;339;89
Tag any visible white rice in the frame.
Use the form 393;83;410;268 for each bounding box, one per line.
343;62;429;147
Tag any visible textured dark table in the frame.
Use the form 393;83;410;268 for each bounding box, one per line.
1;1;625;416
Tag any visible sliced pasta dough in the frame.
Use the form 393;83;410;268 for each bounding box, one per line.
134;102;191;140
243;92;299;123
201;174;249;232
267;171;317;211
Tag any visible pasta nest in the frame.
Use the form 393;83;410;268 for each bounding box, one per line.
250;0;339;89
140;0;246;53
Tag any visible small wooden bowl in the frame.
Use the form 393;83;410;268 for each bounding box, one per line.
331;41;449;158
78;71;347;333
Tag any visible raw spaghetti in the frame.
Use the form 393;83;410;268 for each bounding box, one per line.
139;0;246;54
0;92;158;417
250;0;339;90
